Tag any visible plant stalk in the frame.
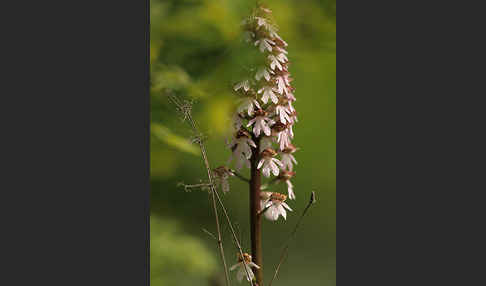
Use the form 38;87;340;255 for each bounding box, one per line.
250;138;263;285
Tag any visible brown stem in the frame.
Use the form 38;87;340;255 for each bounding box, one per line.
250;137;263;285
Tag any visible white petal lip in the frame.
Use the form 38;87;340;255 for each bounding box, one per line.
255;38;274;53
254;100;261;109
282;202;293;211
262;166;270;177
236;265;245;282
273;158;283;167
264;70;271;81
222;179;230;193
257;159;264;169
230;258;258;282
257;17;266;26
278;204;287;220
243;81;250;91
264;206;277;220
270;161;279;176
234;80;250;92
277;53;288;63
249;262;260;269
271;93;279;104
230;263;239;271
255;67;272;81
253;120;262;136
276;76;286;94
287;187;296;200
291;154;297;164
268;55;283;70
263;124;271;136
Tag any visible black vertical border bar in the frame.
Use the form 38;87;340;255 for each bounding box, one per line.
337;0;486;285
1;0;151;285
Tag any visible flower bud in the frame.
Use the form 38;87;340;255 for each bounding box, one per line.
260;148;277;158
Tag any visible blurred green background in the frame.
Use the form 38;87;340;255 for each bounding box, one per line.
150;0;335;285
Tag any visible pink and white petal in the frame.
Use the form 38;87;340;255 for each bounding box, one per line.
271;94;279;104
264;71;271;81
248;139;257;148
262;166;271;177
254;100;261;109
222;179;230;193
257;159;265;169
265;206;278;221
230;263;240;271
244;266;255;281
272;158;284;167
278;204;287;220
249;262;260;269
291;154;297;164
253;122;261;136
279;110;287;124
263;124;271;136
282;201;293;211
264;206;274;221
287;186;296;200
270;161;280;176
236;266;246;282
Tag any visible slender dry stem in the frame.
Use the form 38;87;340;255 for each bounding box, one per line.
168;94;231;286
168;93;254;286
268;191;317;286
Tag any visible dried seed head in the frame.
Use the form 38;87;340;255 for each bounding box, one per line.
237;252;253;263
270;192;287;202
261;148;277;157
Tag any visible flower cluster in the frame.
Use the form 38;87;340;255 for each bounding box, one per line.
230;252;260;283
260;191;293;221
228;5;299;205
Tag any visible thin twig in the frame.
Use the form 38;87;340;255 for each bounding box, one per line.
169;93;255;286
178;182;213;192
268;191;317;286
229;169;250;183
203;228;218;241
212;181;255;286
168;94;232;286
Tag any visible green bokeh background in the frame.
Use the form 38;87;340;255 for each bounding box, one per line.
150;0;335;285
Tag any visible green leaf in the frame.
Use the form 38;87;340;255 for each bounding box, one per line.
151;123;199;156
